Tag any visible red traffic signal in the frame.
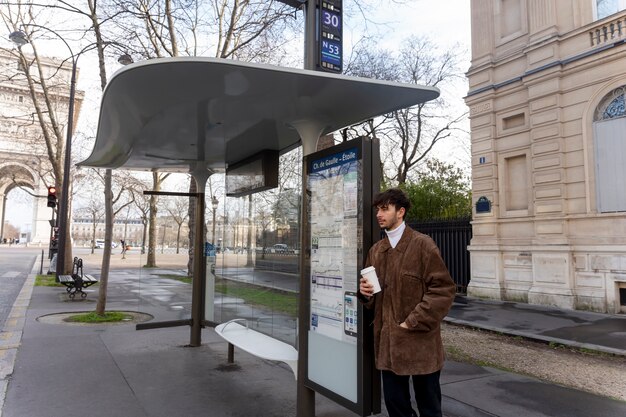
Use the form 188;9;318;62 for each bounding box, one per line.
47;186;57;208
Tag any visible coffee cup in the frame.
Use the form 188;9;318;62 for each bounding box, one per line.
360;266;382;294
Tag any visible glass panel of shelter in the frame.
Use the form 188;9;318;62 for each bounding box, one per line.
133;217;192;324
213;148;301;347
125;147;301;346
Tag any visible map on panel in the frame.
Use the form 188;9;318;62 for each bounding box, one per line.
309;148;359;342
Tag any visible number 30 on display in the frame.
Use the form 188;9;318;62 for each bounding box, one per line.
323;11;340;28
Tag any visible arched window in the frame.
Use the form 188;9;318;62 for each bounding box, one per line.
593;86;626;212
596;0;626;20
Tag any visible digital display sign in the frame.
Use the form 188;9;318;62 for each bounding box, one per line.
225;150;279;197
319;0;342;72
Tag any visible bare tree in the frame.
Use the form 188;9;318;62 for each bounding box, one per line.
145;171;170;267
0;4;87;273
167;196;188;254
344;36;468;185
245;193;253;266
255;202;274;259
2;222;20;240
186;178;197;275
107;0;298;276
1;0;136;313
131;185;151;254
77;191;105;254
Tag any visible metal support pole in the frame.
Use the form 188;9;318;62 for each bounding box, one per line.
297;156;315;417
279;20;320;414
56;59;78;278
48;209;55;260
293;121;325;417
228;343;234;363
190;183;207;347
304;0;317;70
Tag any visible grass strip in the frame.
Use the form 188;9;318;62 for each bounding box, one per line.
35;274;63;287
65;311;132;323
158;275;297;317
215;279;297;317
158;274;192;284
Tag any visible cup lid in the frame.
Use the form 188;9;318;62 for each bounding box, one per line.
360;266;375;274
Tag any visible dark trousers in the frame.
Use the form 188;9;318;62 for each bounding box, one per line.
381;370;442;417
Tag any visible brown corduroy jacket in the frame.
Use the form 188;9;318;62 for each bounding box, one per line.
361;226;456;375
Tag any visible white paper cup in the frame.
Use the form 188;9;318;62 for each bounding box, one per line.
361;266;382;294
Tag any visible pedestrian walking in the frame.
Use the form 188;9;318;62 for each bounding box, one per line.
359;188;456;417
120;240;126;254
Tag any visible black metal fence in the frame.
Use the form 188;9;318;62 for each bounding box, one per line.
408;217;472;294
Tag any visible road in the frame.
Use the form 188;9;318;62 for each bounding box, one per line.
0;246;39;330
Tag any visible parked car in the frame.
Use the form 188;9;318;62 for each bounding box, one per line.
95;239;117;249
271;244;289;253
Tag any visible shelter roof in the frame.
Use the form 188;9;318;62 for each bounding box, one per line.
79;57;439;172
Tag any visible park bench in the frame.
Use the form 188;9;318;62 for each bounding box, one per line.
215;318;298;379
58;257;99;299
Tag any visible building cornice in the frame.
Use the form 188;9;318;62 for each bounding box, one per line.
467;10;626;98
467;39;625;97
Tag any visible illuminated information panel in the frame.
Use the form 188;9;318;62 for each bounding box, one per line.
304;137;380;416
319;0;342;72
309;147;359;344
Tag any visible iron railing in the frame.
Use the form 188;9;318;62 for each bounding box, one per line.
408;217;472;294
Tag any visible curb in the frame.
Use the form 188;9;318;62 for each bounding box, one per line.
0;255;38;416
443;316;626;357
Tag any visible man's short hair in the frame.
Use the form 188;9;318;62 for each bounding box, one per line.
373;188;411;220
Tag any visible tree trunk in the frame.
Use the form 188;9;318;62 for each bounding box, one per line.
96;169;113;315
91;215;96;255
187;179;196;277
141;219;147;255
245;194;253;267
146;172;160;267
176;224;181;254
62;190;73;274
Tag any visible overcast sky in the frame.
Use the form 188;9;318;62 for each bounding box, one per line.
3;0;472;231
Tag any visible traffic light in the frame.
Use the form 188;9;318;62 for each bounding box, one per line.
47;186;57;208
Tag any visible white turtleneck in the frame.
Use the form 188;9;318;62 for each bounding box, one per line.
385;221;406;248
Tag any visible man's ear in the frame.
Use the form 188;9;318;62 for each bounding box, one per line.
398;206;406;219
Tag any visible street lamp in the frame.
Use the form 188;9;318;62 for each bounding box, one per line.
10;28;131;276
10;28;79;277
211;196;219;246
117;54;133;65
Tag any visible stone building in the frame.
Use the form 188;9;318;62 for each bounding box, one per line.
465;2;626;313
0;47;83;244
72;217;145;247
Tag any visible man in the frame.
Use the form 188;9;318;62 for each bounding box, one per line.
359;188;455;417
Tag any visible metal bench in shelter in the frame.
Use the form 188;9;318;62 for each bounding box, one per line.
215;319;298;378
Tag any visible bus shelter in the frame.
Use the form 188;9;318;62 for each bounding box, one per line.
80;57;439;416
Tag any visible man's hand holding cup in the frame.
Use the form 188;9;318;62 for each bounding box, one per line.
360;277;374;298
360;266;382;298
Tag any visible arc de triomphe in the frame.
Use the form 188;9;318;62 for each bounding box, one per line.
0;47;82;244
